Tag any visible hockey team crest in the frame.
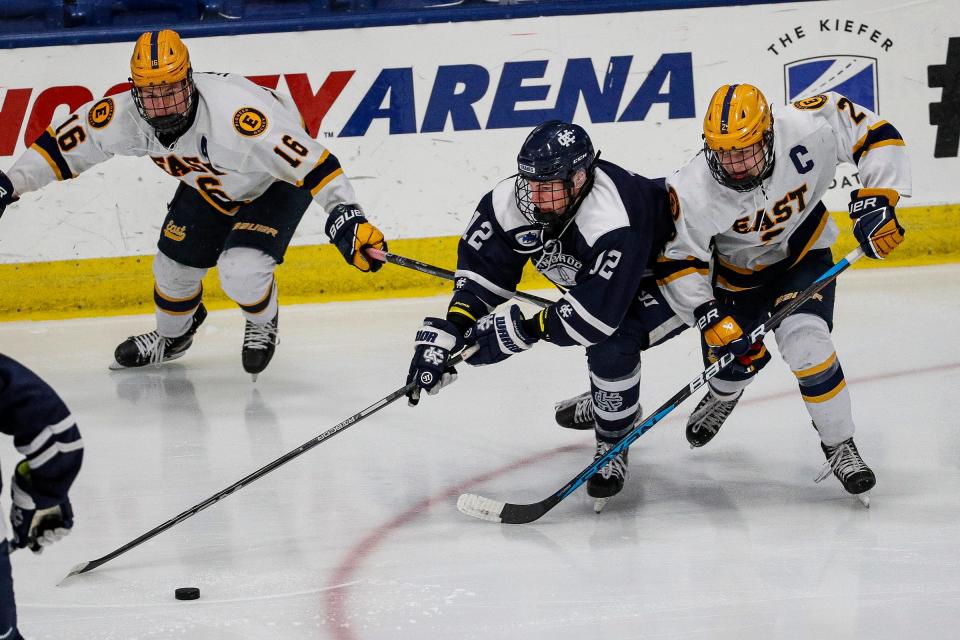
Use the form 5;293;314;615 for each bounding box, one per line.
792;94;829;110
233;107;268;137
784;55;879;112
515;229;541;248
87;98;115;129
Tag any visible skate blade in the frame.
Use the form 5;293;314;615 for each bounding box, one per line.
593;497;610;513
856;492;871;508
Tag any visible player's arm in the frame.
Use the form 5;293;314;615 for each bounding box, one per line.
405;194;528;404
3;97;139;208
0;355;83;553
812;91;910;259
248;121;386;272
655;180;749;355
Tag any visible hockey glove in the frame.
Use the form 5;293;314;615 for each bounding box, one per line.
464;304;539;367
325;203;388;272
694;300;750;356
406;317;465;406
9;461;74;554
848;188;904;260
0;170;18;219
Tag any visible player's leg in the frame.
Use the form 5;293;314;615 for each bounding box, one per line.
686;288;769;447
219;181;312;378
772;250;875;496
0;540;23;640
112;185;228;369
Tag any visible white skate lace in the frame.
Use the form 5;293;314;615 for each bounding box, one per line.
132;332;167;365
243;320;277;351
594;442;627;480
690;391;738;435
815;441;869;484
573;395;595;426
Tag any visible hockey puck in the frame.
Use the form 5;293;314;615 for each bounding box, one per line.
174;587;200;601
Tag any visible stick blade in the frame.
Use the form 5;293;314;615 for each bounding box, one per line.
57;561;91;586
457;493;505;523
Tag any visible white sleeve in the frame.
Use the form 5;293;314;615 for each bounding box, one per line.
7;95;148;195
804;91;912;198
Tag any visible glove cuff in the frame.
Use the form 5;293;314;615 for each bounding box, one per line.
416;317;465;352
849;188;899;216
693;299;721;332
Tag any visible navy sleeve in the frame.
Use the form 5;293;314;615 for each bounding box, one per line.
0;354;83;508
447;192;530;330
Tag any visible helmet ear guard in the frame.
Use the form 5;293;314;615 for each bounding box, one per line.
514;120;598;233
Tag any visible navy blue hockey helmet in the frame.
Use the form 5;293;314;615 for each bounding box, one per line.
514;120;597;231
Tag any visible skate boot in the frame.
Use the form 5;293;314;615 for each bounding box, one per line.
555;391;596;430
587;440;629;513
555;391;644;431
815;437;875;507
111;304;207;370
242;312;279;381
686;388;742;448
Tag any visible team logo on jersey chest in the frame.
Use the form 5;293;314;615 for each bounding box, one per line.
87;98;115;129
233;107;268;137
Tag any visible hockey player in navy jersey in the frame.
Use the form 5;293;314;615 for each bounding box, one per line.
405;121;686;509
0;354;83;638
656;84;910;502
0;30;387;380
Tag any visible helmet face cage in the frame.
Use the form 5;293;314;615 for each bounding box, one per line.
130;69;196;138
514;120;596;233
704;127;775;192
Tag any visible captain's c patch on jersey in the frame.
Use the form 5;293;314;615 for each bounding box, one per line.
87;98;115;129
233;107;268;137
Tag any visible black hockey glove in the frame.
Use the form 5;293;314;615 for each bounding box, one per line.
9;461;74;554
325;203;387;272
406;317;464;406
464;304;539;366
694;300;750;356
848;188;904;260
0;170;18;219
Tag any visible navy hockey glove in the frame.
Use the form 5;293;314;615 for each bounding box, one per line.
325;203;387;272
848;188;904;260
464;304;539;366
0;170;18;219
694;300;750;357
9;462;74;554
406;317;464;406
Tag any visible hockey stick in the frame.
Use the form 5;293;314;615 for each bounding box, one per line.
457;247;866;524
365;247;555;309
60;347;477;583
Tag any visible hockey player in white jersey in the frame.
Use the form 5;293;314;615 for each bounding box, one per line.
404;121;685;510
655;83;909;501
0;30;387;379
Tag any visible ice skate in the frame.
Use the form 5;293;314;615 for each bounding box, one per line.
815;437;875;507
110;304;207;370
686;388;742;448
555;391;643;431
587;440;629;513
242;312;279;382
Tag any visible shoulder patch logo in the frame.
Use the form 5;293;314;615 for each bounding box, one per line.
668;186;681;222
88;98;115;129
791;94;829;110
515;229;541;248
233;107;268;137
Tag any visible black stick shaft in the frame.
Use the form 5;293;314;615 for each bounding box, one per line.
71;352;470;575
367;248;554;309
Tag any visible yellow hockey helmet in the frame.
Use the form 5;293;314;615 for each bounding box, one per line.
129;30;197;138
702;83;775;191
130;29;191;87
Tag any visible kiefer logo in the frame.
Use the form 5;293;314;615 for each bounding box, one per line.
785;56;878;112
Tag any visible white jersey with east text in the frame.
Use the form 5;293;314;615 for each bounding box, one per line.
7;72;356;216
657;91;911;325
